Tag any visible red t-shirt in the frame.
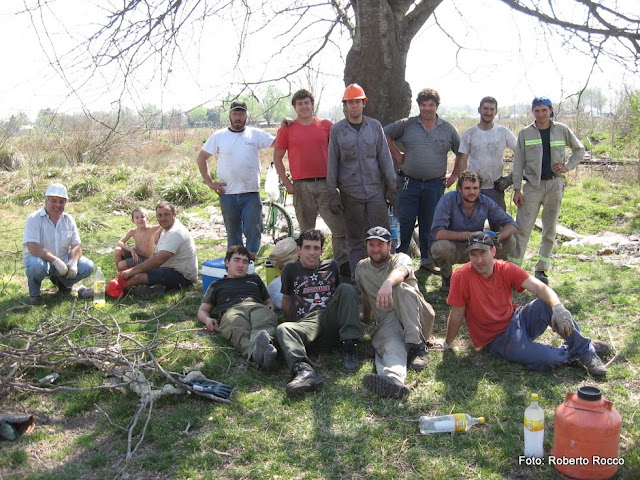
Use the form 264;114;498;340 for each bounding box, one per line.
273;117;332;180
447;260;530;347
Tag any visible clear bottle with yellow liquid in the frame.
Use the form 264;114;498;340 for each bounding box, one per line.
524;393;545;457
419;413;485;434
93;267;106;308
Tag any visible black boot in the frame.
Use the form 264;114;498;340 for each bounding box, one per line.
340;339;360;374
285;362;323;397
407;342;429;371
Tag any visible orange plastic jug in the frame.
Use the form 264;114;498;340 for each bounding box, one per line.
550;386;622;479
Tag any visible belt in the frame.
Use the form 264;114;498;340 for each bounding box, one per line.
400;172;441;182
295;177;326;182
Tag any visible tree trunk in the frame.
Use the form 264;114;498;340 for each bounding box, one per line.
344;0;443;126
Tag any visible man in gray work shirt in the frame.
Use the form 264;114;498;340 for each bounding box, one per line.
384;88;462;274
327;83;397;282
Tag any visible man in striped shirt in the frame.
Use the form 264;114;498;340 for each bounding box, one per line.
384;88;462;274
510;97;584;286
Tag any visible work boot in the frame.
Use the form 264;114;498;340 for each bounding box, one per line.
50;276;71;294
285;362;323;397
340;339;360;374
407;342;429;371
591;341;612;360
575;351;608;376
132;284;166;297
252;330;279;371
362;374;410;399
535;271;549;285
420;259;441;275
262;345;279;371
28;295;43;306
440;276;451;293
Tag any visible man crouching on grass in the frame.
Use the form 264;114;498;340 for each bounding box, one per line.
119;202;198;296
197;245;279;370
443;232;609;376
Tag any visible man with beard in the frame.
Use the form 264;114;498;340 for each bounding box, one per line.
443;231;608;376
120;202;198;296
355;227;435;399
197;101;275;258
430;170;517;293
458;96;517;226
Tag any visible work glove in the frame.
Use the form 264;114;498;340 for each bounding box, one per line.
328;194;344;215
494;173;513;192
385;188;398;209
65;259;78;279
51;258;68;277
185;379;234;399
551;304;575;338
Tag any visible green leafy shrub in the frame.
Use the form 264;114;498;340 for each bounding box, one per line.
157;175;210;206
69;176;102;201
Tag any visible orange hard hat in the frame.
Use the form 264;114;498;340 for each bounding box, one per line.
342;83;367;101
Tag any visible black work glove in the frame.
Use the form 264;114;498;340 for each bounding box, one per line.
185;379;234;399
329;195;344;215
494;173;513;192
385;189;398;209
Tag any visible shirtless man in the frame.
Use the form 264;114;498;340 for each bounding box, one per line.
114;207;161;271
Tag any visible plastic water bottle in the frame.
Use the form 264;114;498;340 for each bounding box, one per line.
419;413;485;434
93;267;106;308
388;207;400;250
524;393;545;457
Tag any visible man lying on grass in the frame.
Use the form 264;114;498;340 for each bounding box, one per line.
197;245;279;371
443;231;609;376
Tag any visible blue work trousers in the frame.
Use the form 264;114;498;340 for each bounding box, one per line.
487;299;595;371
24;255;94;297
218;192;263;254
397;177;444;260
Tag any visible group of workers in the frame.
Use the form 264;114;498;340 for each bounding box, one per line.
21;85;608;400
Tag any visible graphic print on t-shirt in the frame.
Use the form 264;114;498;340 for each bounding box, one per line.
292;269;337;318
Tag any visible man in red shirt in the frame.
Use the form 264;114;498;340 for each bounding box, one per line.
443;232;607;376
273;89;348;273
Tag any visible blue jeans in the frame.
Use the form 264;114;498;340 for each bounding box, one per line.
218;192;263;254
397;177;444;260
487;299;594;371
23;255;94;297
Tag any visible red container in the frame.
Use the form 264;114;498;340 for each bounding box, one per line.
550;386;622;479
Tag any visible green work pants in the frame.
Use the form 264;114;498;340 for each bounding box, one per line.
218;300;278;360
276;283;363;371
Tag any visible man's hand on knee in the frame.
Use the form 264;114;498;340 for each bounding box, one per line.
551;304;574;337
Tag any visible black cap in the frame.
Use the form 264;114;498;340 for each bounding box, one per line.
230;101;247;112
465;231;494;253
365;226;391;243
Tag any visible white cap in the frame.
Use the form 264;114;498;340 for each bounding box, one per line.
45;183;68;199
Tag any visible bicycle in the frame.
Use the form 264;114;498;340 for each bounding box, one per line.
262;179;295;243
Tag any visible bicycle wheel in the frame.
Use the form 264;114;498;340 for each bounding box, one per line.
261;200;294;242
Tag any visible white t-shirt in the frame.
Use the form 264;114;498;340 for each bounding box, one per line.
459;124;517;189
202;127;274;194
156;219;198;283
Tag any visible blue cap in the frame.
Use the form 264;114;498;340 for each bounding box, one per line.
532;97;554;117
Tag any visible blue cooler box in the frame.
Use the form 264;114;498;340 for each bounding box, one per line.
201;258;255;292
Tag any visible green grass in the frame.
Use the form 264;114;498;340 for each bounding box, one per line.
0;159;639;479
